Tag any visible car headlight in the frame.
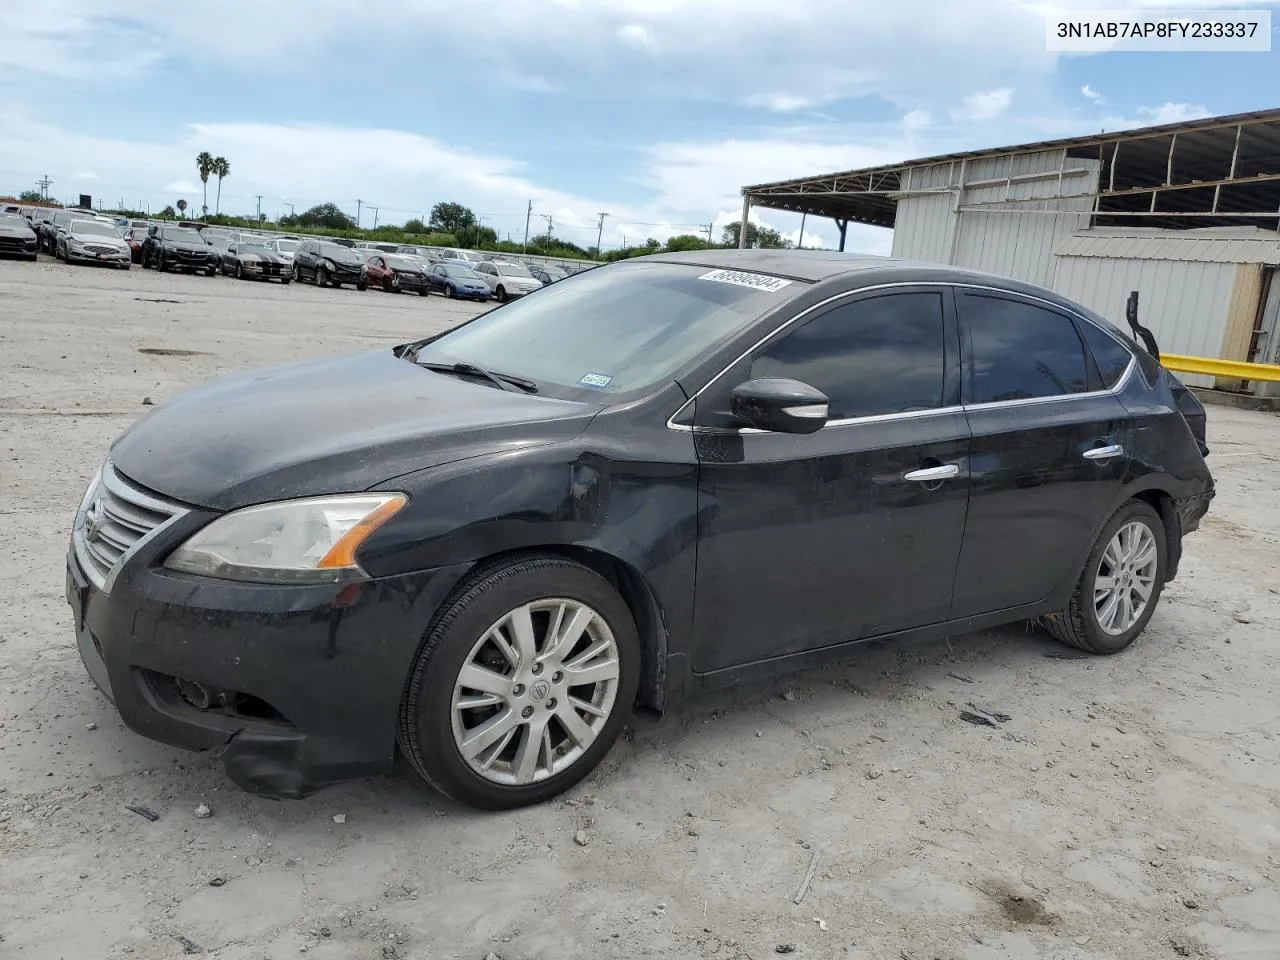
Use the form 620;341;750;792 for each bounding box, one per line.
164;493;407;583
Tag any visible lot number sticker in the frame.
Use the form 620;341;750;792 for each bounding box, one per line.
579;372;614;388
698;269;792;293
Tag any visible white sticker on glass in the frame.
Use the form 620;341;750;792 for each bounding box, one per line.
698;269;792;293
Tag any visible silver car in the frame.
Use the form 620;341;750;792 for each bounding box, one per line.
262;237;300;264
59;218;131;269
473;260;543;302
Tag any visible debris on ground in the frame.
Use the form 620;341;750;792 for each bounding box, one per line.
173;934;203;954
959;703;1011;727
193;803;212;819
1043;651;1090;660
775;944;796;954
1183;897;1200;909
813;917;828;931
332;813;347;824
573;829;590;847
125;805;159;822
947;672;975;684
781;690;797;701
208;877;226;887
141;397;154;406
84;722;97;731
792;851;819;904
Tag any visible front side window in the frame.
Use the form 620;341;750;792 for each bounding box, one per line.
414;261;800;397
749;292;947;420
961;294;1089;404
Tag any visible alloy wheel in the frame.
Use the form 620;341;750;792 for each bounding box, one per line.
450;599;621;786
1093;520;1159;636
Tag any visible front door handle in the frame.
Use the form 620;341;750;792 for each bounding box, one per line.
903;463;960;483
1083;444;1124;461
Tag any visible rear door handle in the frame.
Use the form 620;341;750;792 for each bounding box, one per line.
1083;444;1124;461
903;464;960;482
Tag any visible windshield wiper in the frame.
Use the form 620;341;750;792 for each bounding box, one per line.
418;361;538;393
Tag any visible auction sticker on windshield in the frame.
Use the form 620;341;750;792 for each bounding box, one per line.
698;269;792;292
579;373;614;388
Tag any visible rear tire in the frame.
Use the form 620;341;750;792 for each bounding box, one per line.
418;288;428;297
356;282;367;292
398;555;639;810
1042;500;1167;655
497;285;508;303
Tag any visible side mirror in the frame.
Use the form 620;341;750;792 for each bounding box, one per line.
227;245;236;253
729;378;829;434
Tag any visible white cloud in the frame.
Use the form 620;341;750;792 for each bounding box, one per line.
1081;84;1103;103
951;88;1014;123
616;24;654;47
902;110;933;132
164;180;200;194
1098;101;1211;132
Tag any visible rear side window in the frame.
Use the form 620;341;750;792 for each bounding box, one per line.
1079;321;1134;389
962;295;1088;404
750;292;946;419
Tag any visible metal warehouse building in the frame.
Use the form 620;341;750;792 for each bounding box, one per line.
739;109;1280;398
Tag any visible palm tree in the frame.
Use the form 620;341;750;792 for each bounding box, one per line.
196;151;214;216
212;157;230;215
176;199;188;219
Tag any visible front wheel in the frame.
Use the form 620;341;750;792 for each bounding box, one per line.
1043;500;1167;655
447;285;457;299
292;264;302;283
496;285;508;303
399;555;640;810
355;282;367;292
418;288;429;297
235;263;244;280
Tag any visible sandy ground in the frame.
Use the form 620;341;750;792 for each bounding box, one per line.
1;257;1278;960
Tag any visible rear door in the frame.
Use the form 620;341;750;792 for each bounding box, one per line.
950;290;1134;619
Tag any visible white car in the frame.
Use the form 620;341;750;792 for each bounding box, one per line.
473;260;543;302
262;237;300;263
58;218;131;269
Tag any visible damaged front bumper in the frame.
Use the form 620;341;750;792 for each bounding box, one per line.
65;531;469;799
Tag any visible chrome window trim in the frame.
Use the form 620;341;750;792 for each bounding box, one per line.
665;280;1138;434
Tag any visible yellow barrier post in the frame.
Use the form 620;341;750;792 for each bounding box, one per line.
1159;354;1280;383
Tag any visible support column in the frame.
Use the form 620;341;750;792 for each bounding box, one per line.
836;219;848;252
738;194;751;249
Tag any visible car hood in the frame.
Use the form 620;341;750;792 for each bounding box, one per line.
108;348;598;511
0;222;35;239
162;239;210;253
72;234;127;247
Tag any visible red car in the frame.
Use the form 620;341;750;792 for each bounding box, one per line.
125;224;151;263
363;253;430;296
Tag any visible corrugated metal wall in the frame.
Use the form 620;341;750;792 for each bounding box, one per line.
1051;256;1238;388
890;149;1100;287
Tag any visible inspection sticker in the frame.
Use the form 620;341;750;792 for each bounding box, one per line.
579;372;614;388
698;268;792;292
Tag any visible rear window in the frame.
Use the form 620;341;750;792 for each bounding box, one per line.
415;261;802;397
1079;321;1135;389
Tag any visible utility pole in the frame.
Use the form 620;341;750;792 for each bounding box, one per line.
537;214;553;242
370;207;379;229
595;212;609;257
798;212;807;249
703;222;714;244
286;203;295;218
355;199;363;229
255;195;263;224
36;174;53;200
522;199;533;253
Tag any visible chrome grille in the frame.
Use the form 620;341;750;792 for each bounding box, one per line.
74;463;185;591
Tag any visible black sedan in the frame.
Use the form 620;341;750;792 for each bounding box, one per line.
291;238;368;289
220;241;292;283
143;225;218;275
0;213;38;260
64;251;1213;811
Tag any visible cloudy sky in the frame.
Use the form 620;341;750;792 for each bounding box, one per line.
1;0;1277;252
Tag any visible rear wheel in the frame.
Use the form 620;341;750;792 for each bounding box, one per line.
1042;500;1167;655
356;281;367;292
496;285;508;303
418;288;429;297
399;555;639;810
383;279;395;293
235;263;245;280
292;263;302;283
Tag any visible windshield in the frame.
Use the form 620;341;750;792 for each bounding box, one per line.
273;239;299;252
443;265;481;279
415;262;799;395
384;255;417;269
239;243;269;254
205;236;230;249
319;242;358;260
164;227;203;242
0;214;26;226
496;263;534;278
71;220;120;237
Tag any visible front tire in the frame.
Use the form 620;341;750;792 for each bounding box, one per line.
356;282;367;292
399;555;640;810
235;263;245;280
496;285;508;303
1043;500;1167;655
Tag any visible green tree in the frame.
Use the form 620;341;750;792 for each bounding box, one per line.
428;201;476;235
290;202;356;230
721;221;791;249
212;157;230;215
159;205;176;219
455;224;498;249
19;189;42;202
176;199;188;218
196;151;214;216
664;233;713;252
402;217;427;234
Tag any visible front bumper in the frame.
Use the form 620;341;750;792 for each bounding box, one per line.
66;247;130;265
65;498;470;798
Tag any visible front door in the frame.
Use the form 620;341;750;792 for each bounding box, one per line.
691;287;972;674
949;290;1134;619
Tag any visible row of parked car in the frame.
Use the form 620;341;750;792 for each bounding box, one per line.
0;204;594;301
